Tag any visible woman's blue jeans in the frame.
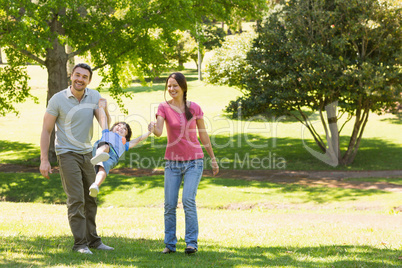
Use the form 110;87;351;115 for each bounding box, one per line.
164;159;204;251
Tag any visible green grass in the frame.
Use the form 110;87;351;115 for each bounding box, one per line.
1;172;402;267
2;172;401;212
342;177;402;186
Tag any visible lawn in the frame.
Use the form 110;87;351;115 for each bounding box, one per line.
0;172;401;267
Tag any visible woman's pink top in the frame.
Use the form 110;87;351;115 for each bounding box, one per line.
156;101;204;161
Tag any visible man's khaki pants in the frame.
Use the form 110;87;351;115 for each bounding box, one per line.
58;152;102;250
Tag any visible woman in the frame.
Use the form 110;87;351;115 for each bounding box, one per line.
149;72;219;254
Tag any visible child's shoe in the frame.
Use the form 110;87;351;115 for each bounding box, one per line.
89;183;99;197
90;152;109;165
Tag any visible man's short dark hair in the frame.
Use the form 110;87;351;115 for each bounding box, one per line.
72;63;93;80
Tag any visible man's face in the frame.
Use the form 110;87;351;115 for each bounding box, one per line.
71;67;91;92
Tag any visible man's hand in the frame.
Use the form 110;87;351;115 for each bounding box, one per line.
39;160;52;179
98;98;107;109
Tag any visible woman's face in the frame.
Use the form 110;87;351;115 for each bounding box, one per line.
167;78;183;100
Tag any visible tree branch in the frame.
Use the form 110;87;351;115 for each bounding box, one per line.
338;112;352;134
10;43;46;65
297;106;326;152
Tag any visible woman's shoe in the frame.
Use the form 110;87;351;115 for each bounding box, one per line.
185;246;197;254
161;247;175;254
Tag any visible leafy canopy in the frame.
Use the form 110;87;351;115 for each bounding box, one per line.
205;0;402;165
0;0;267;115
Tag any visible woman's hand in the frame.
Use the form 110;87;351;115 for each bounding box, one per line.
211;158;219;176
148;122;156;133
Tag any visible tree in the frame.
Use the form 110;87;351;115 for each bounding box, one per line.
205;31;256;86
173;25;225;74
206;0;402;166
0;0;265;161
192;23;226;77
174;30;197;70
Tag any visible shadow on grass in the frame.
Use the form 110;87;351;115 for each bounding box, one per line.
197;177;392;204
380;113;401;125
1;133;401;171
0;235;400;267
121;134;402;170
0;172;392;206
0;172;65;203
0;140;40;165
0;134;400;204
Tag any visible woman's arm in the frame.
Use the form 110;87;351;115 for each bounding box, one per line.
197;118;219;176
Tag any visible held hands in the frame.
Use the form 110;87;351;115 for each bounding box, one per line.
39;161;52;179
98;98;107;109
148;122;156;134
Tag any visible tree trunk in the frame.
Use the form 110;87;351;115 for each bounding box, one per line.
0;47;3;64
197;42;202;81
178;60;184;70
341;106;370;165
325;101;340;166
66;44;75;78
301;101;340;167
45;10;69;163
238;20;243;33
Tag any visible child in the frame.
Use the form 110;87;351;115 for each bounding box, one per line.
89;100;153;197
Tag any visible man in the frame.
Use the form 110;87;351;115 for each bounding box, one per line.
39;63;113;254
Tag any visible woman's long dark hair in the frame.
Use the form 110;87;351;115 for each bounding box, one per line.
164;72;193;121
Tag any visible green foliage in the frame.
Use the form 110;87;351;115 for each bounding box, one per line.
0;0;269;116
224;0;402;117
206;0;402;165
205;31;257;87
174;30;198;70
0;48;38;116
199;23;226;51
174;23;227;71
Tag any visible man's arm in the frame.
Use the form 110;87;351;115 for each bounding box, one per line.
104;102;111;129
95;98;109;130
39;112;57;179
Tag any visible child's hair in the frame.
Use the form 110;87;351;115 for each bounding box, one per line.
110;122;132;141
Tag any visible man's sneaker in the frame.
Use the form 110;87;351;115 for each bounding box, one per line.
89;183;99;197
90;152;109;165
76;247;93;254
94;243;114;251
